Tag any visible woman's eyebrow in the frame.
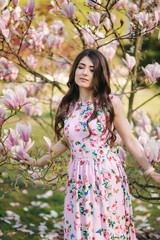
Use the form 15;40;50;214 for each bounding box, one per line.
79;62;94;67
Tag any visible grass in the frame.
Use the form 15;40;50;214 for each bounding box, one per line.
0;183;65;239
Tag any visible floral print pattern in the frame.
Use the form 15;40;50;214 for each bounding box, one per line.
63;100;136;240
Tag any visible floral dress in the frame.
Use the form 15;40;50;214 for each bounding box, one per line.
63;99;136;240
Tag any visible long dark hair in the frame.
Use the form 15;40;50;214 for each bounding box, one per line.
55;49;116;146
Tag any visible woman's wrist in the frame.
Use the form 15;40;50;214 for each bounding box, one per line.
144;166;155;175
36;154;52;168
149;170;156;177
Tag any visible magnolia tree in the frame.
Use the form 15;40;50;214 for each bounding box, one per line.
0;0;160;200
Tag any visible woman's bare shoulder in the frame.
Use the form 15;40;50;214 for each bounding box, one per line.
109;94;122;106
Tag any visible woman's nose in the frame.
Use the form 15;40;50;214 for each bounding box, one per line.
82;67;88;76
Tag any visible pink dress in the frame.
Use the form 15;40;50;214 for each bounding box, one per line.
63;99;136;240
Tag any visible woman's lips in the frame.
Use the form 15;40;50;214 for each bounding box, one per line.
80;78;88;81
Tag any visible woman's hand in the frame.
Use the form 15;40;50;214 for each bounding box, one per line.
149;171;160;184
21;134;69;168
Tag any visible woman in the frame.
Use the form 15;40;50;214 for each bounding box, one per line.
27;49;160;240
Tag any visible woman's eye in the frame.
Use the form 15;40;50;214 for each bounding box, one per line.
77;66;94;72
78;66;83;69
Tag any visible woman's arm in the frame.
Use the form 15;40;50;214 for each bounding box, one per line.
112;95;160;184
26;134;69;167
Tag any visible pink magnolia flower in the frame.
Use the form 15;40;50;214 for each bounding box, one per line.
55;57;70;71
26;54;38;69
0;17;6;33
47;34;56;49
55;36;64;48
117;146;126;162
0;57;10;68
138;135;149;148
116;0;128;9
143;139;160;163
11;6;21;22
51;20;65;35
2;29;10;40
154;10;160;25
10;24;19;36
47;34;64;49
88;12;101;27
110;14;116;24
23;82;39;96
142;62;160;83
0;58;18;81
28;27;36;38
60;0;68;3
11;145;30;160
137;113;151;133
135;12;149;27
105;17;111;31
0;230;3;237
24;103;42;116
23;1;29;14
12;0;20;7
22;189;28;194
86;0;101;9
43;136;51;152
0;0;8;11
31;32;44;52
122;53;136;70
32;170;41;179
11;137;35;160
5;128;19;149
50;1;60;13
99;42;117;61
16;123;32;142
2;9;10;24
60;2;76;19
135;126;148;138
0;9;10;40
127;3;138;16
83;31;94;47
4;64;19;81
28;0;35;16
19;138;34;152
0;106;7;125
115;133;123;145
132;108;146;119
1;89;19;109
15;85;37;107
37;19;49;36
79;25;95;47
0;85;37;110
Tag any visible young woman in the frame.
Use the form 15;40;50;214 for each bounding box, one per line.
26;49;160;240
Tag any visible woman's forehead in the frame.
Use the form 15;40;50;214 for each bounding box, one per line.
79;56;94;67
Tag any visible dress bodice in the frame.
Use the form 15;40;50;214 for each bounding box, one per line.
64;101;111;159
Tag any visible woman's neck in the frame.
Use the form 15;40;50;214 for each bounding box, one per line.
78;90;93;102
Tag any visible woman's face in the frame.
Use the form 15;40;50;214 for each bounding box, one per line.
75;56;94;90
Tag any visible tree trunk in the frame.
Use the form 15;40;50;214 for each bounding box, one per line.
127;36;143;121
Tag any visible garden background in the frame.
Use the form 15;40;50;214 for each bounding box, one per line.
0;0;160;239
